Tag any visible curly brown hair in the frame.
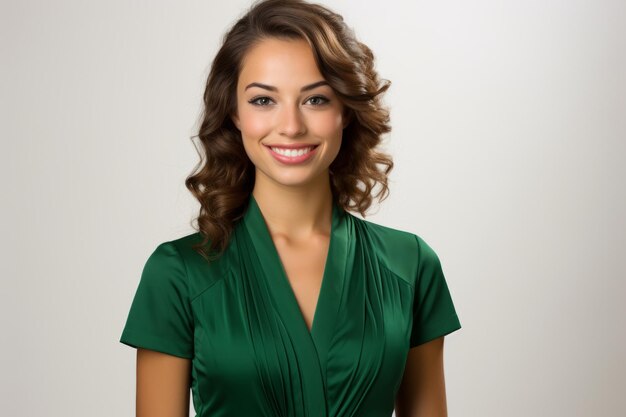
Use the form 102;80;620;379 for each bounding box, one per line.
186;0;393;262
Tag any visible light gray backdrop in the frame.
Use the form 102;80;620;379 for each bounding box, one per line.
2;0;625;416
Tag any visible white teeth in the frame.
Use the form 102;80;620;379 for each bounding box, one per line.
270;146;313;157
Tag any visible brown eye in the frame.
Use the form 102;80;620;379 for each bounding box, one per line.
249;96;273;106
306;96;330;106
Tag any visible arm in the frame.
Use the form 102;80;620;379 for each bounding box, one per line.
395;336;448;417
136;348;192;417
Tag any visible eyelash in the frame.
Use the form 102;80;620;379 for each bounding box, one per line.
248;95;330;107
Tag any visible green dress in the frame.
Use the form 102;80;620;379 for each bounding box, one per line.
120;193;461;417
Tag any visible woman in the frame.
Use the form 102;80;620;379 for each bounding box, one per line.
120;0;462;416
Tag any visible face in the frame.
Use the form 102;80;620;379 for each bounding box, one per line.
232;37;348;189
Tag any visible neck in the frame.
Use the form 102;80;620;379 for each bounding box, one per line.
251;170;334;241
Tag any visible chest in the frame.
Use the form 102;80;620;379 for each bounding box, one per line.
188;222;416;417
273;235;330;332
187;196;420;416
189;251;414;417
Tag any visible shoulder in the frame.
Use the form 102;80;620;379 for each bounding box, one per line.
346;213;443;285
154;231;231;301
346;213;424;284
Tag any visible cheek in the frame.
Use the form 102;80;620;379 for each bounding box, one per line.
238;107;272;138
310;111;343;134
310;111;344;142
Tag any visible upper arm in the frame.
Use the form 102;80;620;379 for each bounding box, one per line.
395;336;448;417
136;348;192;417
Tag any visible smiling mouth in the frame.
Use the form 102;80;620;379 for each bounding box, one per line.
264;144;319;157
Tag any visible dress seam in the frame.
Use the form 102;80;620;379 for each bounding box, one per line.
378;261;415;290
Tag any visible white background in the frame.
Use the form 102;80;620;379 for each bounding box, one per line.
2;0;625;416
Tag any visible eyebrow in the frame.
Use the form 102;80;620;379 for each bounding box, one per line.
244;80;329;92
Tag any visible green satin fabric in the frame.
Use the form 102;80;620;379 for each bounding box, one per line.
120;194;461;417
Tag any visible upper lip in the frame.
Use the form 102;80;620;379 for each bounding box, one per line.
264;143;319;149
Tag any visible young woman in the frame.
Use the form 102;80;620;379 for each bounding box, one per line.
120;1;462;416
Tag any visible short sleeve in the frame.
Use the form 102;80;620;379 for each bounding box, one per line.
119;241;194;359
409;235;462;348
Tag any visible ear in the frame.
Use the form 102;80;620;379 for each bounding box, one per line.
342;109;353;129
231;111;241;131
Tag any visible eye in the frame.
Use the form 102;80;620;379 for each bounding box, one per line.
248;96;274;106
306;95;330;106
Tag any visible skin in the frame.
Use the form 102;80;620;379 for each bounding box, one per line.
136;348;191;417
135;37;449;417
395;337;449;417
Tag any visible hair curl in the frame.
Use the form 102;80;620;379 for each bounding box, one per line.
186;0;393;262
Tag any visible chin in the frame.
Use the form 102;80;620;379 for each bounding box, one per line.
266;169;322;187
272;175;316;187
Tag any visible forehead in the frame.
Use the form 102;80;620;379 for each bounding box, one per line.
237;37;325;89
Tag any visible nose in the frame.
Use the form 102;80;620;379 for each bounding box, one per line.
277;103;306;137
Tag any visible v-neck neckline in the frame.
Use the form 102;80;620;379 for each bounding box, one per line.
240;192;352;413
242;193;349;349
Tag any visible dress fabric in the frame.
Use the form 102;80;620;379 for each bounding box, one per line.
120;194;462;417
